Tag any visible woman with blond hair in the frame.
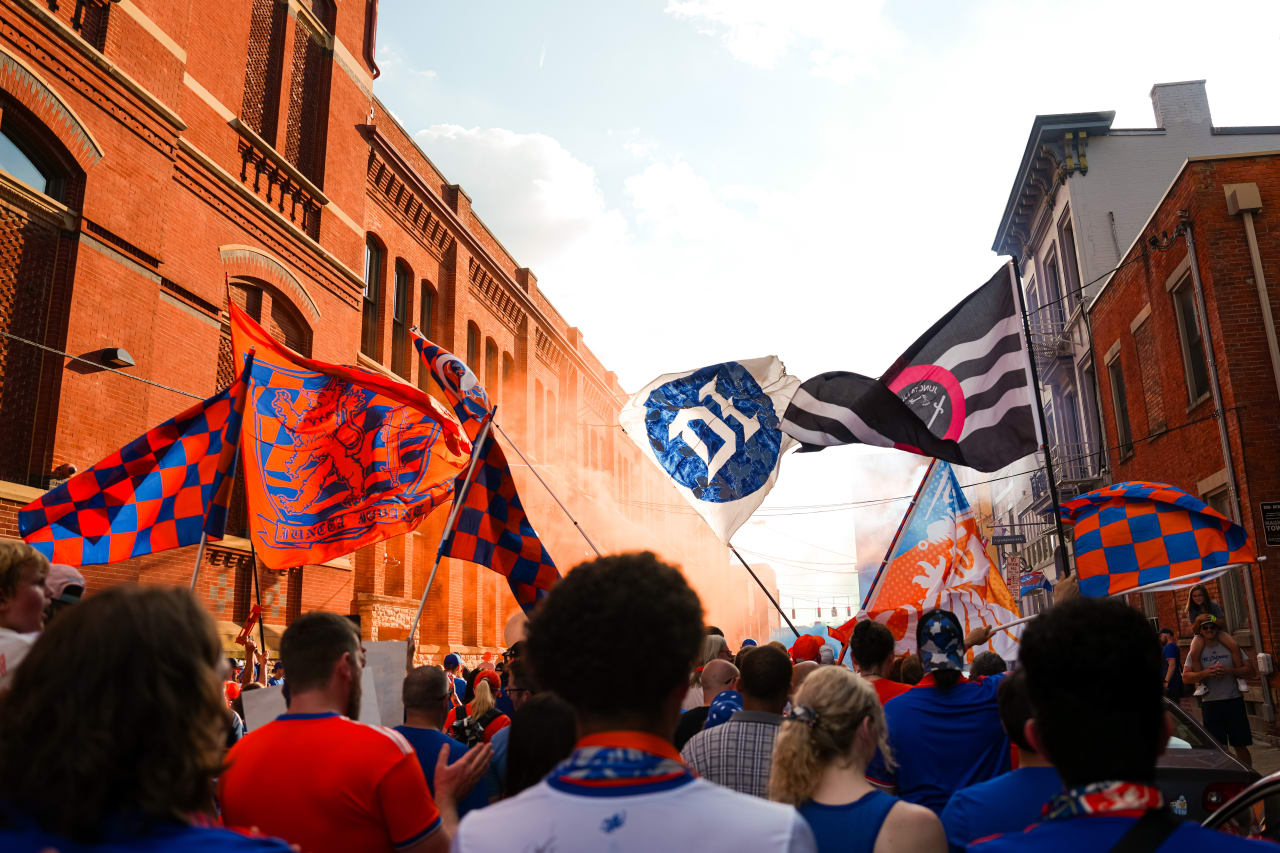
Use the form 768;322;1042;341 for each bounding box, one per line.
769;667;944;853
444;668;510;743
682;632;732;710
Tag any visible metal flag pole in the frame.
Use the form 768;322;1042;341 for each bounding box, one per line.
250;544;267;655
406;413;498;657
1011;258;1074;582
730;545;800;638
492;420;602;557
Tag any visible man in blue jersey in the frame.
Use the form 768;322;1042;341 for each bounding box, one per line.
972;598;1270;851
395;665;490;817
867;609;1004;814
940;670;1061;851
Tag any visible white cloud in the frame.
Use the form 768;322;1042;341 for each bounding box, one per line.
665;0;901;82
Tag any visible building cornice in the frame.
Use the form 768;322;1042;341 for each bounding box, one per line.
992;111;1115;258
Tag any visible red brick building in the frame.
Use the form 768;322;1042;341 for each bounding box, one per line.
0;0;775;663
1089;151;1280;723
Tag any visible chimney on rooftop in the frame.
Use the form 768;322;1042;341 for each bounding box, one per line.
1149;80;1211;129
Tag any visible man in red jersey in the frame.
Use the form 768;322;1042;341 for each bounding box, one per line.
849;620;913;705
219;612;489;853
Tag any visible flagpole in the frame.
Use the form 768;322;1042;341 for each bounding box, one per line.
860;459;937;611
250;545;267;655
406;413;498;660
189;533;209;592
730;545;800;638
492;421;601;557
1011;258;1073;582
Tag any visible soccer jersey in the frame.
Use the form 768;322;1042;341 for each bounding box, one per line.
219;712;441;853
940;765;1061;852
453;731;816;853
0;808;293;852
394;724;490;817
868;672;1010;814
870;677;913;705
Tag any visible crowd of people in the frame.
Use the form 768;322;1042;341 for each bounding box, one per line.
0;539;1272;851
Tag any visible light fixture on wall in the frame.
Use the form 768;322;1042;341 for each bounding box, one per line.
101;347;135;369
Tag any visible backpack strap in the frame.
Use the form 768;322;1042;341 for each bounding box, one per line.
476;708;502;732
1107;809;1182;853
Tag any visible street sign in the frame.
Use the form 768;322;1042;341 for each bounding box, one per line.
1005;555;1023;573
992;533;1026;545
1262;502;1280;548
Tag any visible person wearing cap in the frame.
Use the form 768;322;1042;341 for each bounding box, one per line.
1158;627;1182;702
268;661;285;687
43;563;84;625
443;653;466;706
789;634;824;664
0;541;51;691
1184;612;1254;769
453;552;816;852
866;609;1002;814
444;669;510;744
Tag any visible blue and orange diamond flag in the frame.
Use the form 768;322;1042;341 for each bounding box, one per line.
232;305;468;571
1059;481;1255;597
19;357;252;565
412;331;559;612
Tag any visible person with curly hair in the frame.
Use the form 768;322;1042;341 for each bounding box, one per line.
770;666;944;852
0;585;292;851
453;551;817;852
0;540;51;691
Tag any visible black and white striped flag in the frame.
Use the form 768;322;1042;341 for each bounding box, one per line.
781;262;1038;472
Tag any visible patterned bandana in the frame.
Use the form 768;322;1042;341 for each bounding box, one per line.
917;609;965;673
1044;781;1164;820
548;731;693;794
704;690;744;730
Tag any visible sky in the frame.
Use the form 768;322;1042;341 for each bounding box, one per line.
373;0;1280;614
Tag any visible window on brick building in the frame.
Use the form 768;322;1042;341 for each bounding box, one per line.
485;338;499;403
1205;488;1249;633
1107;356;1133;459
534;379;544;457
361;236;383;359
391;261;411;378
502;352;515;410
0;104;80;486
1043;247;1065;326
1059;213;1082;305
283;1;334;182
466;322;480;372
1171;274;1211;406
241;0;288;142
416;282;435;392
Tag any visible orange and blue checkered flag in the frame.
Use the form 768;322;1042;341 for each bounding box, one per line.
1059;481;1255;597
412;330;559;612
19;356;252;565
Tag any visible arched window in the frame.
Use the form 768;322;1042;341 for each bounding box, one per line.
484;338;499;400
361;236;384;359
466;322;480;371
416;280;436;392
0;102;81;486
501;352;515;409
391;260;412;378
534;380;544;456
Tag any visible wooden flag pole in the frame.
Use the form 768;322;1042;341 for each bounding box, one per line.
406;412;497;659
731;545;801;638
491;421;602;557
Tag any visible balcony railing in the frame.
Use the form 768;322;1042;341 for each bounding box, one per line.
1025;317;1069;371
1029;441;1106;504
230;119;326;241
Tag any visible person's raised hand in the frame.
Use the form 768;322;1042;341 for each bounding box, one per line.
1053;572;1080;606
964;625;993;648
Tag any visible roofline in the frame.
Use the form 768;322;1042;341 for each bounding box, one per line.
992;111;1116;255
1088;149;1280;309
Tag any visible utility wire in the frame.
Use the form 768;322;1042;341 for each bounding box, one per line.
0;329;204;400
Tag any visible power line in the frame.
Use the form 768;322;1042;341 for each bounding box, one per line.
0;329;204;400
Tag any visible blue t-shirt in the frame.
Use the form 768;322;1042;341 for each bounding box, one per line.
941;765;1061;852
0;817;292;852
868;672;1010;814
452;675;466;702
799;789;898;853
393;725;490;817
969;815;1275;851
1164;642;1183;694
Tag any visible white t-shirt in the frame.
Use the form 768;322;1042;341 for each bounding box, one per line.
0;627;38;690
453;774;816;853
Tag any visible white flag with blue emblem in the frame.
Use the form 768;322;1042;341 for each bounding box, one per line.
619;356;800;544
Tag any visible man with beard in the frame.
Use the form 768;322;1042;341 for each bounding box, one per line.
219;612;489;852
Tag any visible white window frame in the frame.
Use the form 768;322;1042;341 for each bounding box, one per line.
1166;266;1211;408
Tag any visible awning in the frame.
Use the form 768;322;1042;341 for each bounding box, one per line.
216;620;285;658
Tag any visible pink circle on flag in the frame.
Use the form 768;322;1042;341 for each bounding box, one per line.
888;365;966;442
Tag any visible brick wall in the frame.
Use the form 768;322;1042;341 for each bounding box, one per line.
1090;153;1280;723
